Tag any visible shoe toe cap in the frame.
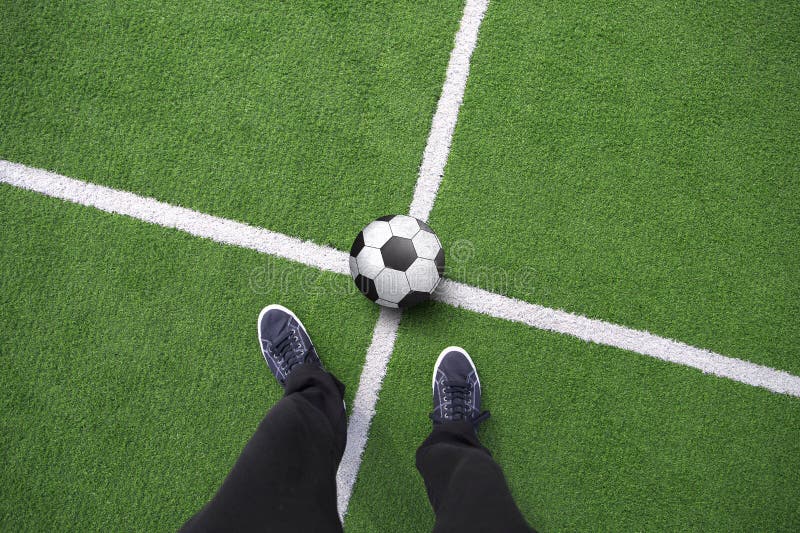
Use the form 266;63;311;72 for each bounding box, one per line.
439;350;476;379
259;306;294;339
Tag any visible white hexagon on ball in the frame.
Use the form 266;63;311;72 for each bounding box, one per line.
412;230;441;260
374;268;411;303
349;256;359;279
405;257;441;293
389;215;421;239
362;220;393;248
356;246;384;279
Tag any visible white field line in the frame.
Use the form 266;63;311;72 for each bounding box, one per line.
335;307;402;520
336;0;491;519
435;279;800;396
408;0;489;222
4;160;800;526
0;160;349;275
3;161;800;400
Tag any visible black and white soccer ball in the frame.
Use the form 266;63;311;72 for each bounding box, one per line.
349;215;445;308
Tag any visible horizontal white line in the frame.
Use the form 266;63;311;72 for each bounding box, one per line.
336;307;402;521
2;159;799;399
435;280;800;397
0;160;350;276
408;0;489;222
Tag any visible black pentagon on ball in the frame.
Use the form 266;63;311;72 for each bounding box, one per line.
434;247;445;276
354;274;379;301
376;215;395;222
350;231;365;257
380;236;417;271
399;290;430;308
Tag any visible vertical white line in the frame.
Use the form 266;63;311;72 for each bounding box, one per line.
409;0;490;222
337;0;490;522
336;307;402;520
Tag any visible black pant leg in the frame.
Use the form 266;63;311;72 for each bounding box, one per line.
416;421;534;533
181;365;347;533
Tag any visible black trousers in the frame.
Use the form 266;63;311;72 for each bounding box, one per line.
181;365;533;532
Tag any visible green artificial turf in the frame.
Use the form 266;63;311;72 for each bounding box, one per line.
3;0;800;531
345;303;800;531
0;0;463;250
430;0;800;374
0;185;378;531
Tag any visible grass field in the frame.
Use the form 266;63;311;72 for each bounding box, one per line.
2;0;799;531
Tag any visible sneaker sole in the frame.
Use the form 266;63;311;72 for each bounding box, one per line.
257;304;346;411
431;345;481;391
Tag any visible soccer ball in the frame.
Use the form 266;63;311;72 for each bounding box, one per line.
349;215;445;308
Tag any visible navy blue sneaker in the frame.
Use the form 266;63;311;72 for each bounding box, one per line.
257;304;323;387
430;346;490;427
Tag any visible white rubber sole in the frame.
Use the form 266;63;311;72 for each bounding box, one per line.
431;345;480;390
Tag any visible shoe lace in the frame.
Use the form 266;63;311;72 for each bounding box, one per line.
272;328;306;374
431;382;490;426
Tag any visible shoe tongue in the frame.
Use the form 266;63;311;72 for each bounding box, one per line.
447;379;469;389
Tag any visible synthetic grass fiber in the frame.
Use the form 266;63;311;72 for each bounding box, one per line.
0;185;378;530
346;304;800;531
0;0;463;249
431;0;800;374
2;0;799;531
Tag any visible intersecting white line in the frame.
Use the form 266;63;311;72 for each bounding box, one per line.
3;159;799;402
0;5;492;519
5;9;800;515
335;0;491;520
4;152;800;523
4;0;796;529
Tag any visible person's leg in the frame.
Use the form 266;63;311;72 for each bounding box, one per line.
416;421;532;533
181;305;346;533
416;347;534;533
